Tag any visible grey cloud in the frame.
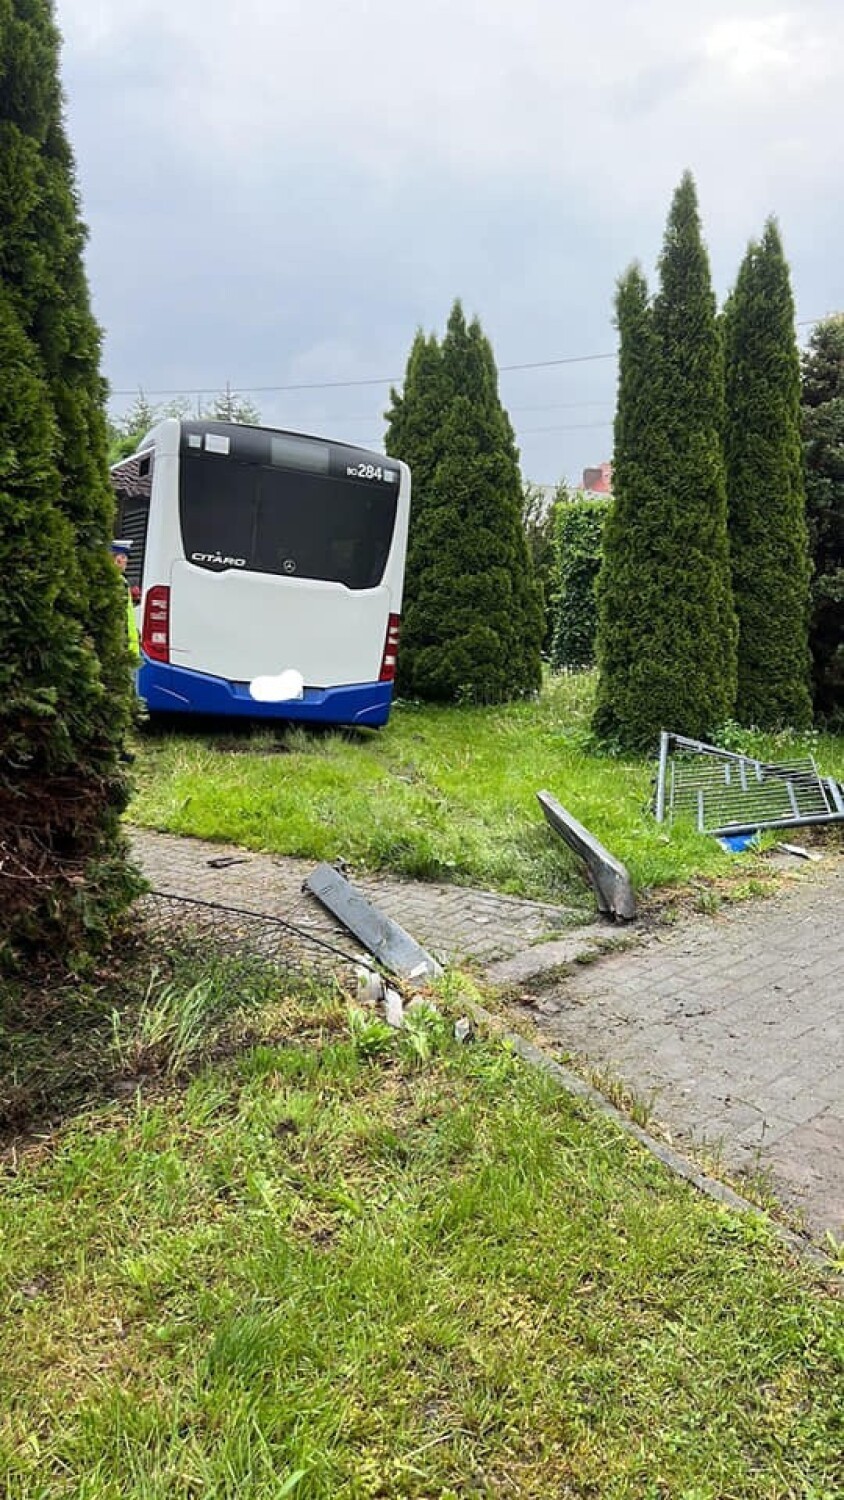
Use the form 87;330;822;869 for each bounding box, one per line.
56;0;844;483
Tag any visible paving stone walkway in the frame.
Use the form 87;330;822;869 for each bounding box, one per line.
506;862;843;1242
131;829;586;976
132;828;843;1242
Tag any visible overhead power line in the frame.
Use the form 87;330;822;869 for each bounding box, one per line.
519;420;613;435
338;419;615;446
110;348;617;399
109;313;837;402
317;398;614;425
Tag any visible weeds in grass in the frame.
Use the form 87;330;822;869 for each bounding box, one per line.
715;718;824;760
693;886;722;916
737;1153;794;1217
0;941;301;1140
400;1001;450;1066
431;968;486;1010
1;947;842;1498
346;1004;394;1058
584;1060;660;1129
110;973;222;1075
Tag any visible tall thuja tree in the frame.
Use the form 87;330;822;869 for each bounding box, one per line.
650;173;737;738
593;266;671;745
384;331;451;694
723;221;811;728
395;303;543;702
594;175;736;750
385;330;449;492
0;0;136;964
463;311;544;695
1;0;126;698
800;316;844;721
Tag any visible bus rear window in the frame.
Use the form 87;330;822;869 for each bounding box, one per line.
179;454;398;589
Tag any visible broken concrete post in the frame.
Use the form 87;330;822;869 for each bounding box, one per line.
303;863;443;982
536;790;636;922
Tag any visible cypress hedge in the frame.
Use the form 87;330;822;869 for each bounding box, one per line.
550;496;609;672
594;174;737;751
593;265;668;747
384;331;451;696
0;0;137;966
800;316;844;722
387;302;543;703
723;220;812;728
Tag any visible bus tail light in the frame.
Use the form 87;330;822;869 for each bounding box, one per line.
142;586;171;663
379;613;401;682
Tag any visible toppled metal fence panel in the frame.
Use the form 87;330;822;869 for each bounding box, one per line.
303;864;443;982
654;731;844;838
537;791;636;922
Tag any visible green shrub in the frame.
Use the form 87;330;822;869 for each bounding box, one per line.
594;174;737;752
386;302;543;704
550;497;609;671
723;220;812;729
801;316;844;723
0;0;136;967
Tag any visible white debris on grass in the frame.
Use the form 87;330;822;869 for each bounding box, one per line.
384;987;405;1029
355;967;386;1007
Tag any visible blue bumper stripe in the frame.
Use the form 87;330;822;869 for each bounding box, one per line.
137;660;394;726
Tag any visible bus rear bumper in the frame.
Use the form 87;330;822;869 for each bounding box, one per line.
137;661;393;727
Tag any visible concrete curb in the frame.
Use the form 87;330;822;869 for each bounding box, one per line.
483;923;638;987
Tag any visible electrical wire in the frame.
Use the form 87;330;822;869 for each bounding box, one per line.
108;313;840;401
111;349;616;399
307;398;615;424
519;420;613;435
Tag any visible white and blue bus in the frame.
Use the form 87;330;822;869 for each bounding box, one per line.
110;419;411;727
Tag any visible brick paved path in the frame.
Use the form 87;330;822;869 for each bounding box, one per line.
131;829;585;978
522;863;843;1240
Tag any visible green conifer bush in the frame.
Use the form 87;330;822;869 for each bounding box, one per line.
386;302;543;703
0;0;137;966
800;316;844;722
594;175;737;751
723;220;812;728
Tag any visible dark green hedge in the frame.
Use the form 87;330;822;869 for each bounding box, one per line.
550;498;609;671
386;302;543;703
1;0;137;968
801;317;844;723
593;176;737;752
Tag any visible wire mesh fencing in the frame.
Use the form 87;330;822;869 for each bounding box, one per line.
135;889;375;988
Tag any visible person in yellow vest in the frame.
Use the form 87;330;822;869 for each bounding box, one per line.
110;539;141;666
111;538;141;763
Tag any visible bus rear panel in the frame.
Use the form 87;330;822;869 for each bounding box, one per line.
111;420;410;726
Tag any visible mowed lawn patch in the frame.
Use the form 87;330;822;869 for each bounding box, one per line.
1;957;842;1499
128;673;843;902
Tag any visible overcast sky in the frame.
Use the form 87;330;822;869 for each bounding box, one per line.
56;0;844;486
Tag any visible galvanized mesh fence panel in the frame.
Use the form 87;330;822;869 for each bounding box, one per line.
670;756;834;832
655;732;844;837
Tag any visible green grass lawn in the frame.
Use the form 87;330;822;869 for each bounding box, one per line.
1;952;842;1499
127;673;844;903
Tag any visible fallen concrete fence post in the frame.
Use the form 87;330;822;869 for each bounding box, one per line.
536;791;636;922
303;864;443;983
